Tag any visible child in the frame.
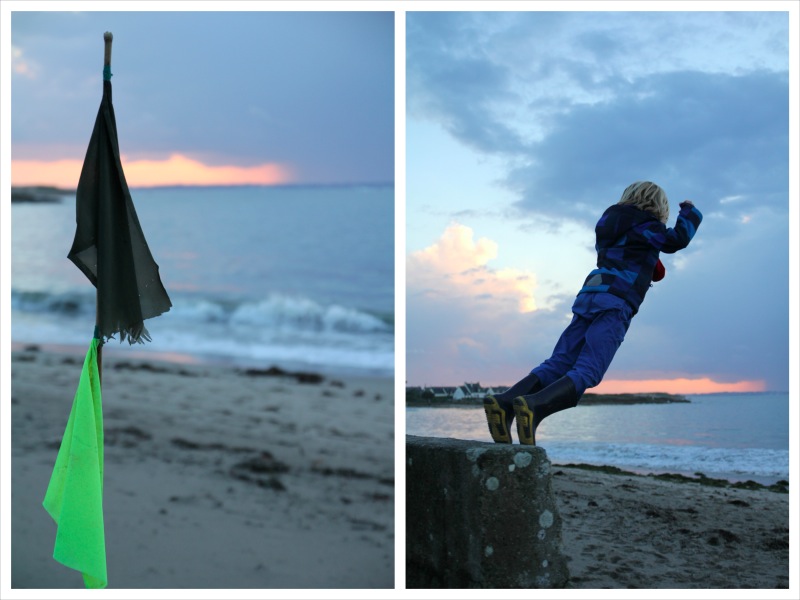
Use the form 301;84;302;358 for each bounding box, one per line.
483;181;703;445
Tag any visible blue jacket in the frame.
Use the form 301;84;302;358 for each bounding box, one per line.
578;202;703;314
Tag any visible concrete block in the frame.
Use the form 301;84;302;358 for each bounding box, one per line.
406;435;569;588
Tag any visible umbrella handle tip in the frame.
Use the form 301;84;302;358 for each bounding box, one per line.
104;32;113;66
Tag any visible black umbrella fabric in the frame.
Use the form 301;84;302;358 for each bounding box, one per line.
67;68;171;343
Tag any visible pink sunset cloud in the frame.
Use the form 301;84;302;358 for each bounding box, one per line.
11;153;294;188
592;377;767;395
408;222;538;314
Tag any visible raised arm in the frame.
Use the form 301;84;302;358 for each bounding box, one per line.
643;201;703;254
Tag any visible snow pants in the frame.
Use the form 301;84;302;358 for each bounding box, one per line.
531;292;634;397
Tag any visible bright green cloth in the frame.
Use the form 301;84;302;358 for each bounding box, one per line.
43;337;107;589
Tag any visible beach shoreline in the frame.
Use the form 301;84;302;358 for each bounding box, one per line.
405;399;789;487
11;346;792;590
553;462;789;490
11;339;393;381
11;346;394;589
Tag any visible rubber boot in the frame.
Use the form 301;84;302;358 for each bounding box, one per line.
513;376;579;445
483;372;542;444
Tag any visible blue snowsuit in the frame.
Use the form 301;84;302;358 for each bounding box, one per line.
532;202;703;396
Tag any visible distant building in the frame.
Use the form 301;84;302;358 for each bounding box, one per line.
426;387;457;400
407;383;511;403
452;382;501;401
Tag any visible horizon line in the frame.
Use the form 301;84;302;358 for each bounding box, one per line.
406;380;790;396
405;385;786;396
11;181;395;194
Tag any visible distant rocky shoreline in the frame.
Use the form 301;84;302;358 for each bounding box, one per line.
11;186;74;203
579;392;690;405
407;391;690;407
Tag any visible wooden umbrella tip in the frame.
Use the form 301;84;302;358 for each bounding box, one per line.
103;32;113;68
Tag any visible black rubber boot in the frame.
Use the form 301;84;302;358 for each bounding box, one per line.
483;372;542;444
513;376;579;445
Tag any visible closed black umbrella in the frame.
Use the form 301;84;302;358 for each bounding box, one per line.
44;32;171;589
68;32;172;345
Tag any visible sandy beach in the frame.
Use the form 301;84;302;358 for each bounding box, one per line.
552;465;790;589
11;345;394;589
404;434;790;591
11;346;791;591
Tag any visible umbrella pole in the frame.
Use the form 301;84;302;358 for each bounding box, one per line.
96;31;112;387
96;307;103;386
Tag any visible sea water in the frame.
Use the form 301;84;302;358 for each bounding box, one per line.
406;392;789;484
11;185;394;377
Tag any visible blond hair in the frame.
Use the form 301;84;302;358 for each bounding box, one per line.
618;181;670;224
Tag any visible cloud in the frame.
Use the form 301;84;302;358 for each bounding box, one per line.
11;154;294;188
505;70;789;228
406;223;576;387
407;215;788;391
410;222;497;273
594;378;766;395
11;11;394;185
405;12;790;392
408;12;788;124
408;223;538;313
11;45;38;79
407;12;789;228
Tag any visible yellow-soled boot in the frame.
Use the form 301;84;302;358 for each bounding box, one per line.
513;376;579;445
483;373;541;444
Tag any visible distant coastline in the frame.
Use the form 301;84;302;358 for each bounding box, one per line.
576;392;690;405
11;186;74;203
406;391;690;407
11;182;393;200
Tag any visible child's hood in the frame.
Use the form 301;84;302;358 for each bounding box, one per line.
595;204;660;249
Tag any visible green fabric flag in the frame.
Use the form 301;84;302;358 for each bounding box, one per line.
43;337;107;589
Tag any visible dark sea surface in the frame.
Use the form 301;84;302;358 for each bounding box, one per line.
12;185;394;376
406;392;790;484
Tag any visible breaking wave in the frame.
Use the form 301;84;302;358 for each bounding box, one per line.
11;289;394;376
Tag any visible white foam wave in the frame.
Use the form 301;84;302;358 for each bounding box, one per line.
545;441;789;481
11;290;394;375
227;295;389;333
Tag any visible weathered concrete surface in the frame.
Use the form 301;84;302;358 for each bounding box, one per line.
406;435;569;589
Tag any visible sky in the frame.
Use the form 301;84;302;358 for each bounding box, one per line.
2;5;795;397
406;10;794;394
8;9;394;187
